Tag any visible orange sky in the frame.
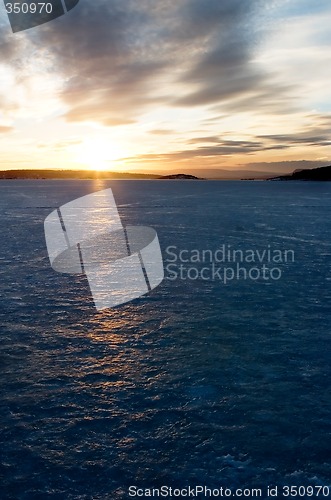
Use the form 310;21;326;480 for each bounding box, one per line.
0;0;331;175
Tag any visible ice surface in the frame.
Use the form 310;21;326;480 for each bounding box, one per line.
0;180;330;498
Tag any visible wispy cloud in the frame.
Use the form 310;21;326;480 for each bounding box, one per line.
0;125;13;133
0;0;330;172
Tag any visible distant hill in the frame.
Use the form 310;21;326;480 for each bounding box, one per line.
0;168;285;180
0;170;203;180
1;166;330;181
158;173;204;180
268;164;331;181
158;169;282;179
0;169;159;180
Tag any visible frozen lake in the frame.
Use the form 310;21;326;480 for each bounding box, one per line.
0;179;330;498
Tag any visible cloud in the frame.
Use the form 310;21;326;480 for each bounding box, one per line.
189;136;264;147
0;0;330;173
3;0;300;126
259;133;331;146
25;1;174;125
259;114;331;147
124;138;289;165
0;125;13;133
169;0;300;114
121;119;331;167
188;136;222;144
37;139;82;150
149;129;176;135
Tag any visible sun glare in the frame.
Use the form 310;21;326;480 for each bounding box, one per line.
73;138;126;171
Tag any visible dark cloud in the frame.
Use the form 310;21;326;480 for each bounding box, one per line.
259;133;331;146
129;124;329;166
212;82;300;115
189;136;264;147
178;145;259;157
1;0;329;132
185;137;292;155
123;138;289;165
185;126;331;159
174;41;263;107
33;1;170;125
0;0;298;125
170;0;299;113
168;0;256;42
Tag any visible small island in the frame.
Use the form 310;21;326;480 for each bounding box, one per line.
158;174;204;180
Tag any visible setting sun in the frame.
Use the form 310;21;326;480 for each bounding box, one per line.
72;138;126;171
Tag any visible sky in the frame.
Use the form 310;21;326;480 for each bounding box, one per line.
0;0;331;175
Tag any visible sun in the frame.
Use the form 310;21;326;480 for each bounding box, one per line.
73;138;126;171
